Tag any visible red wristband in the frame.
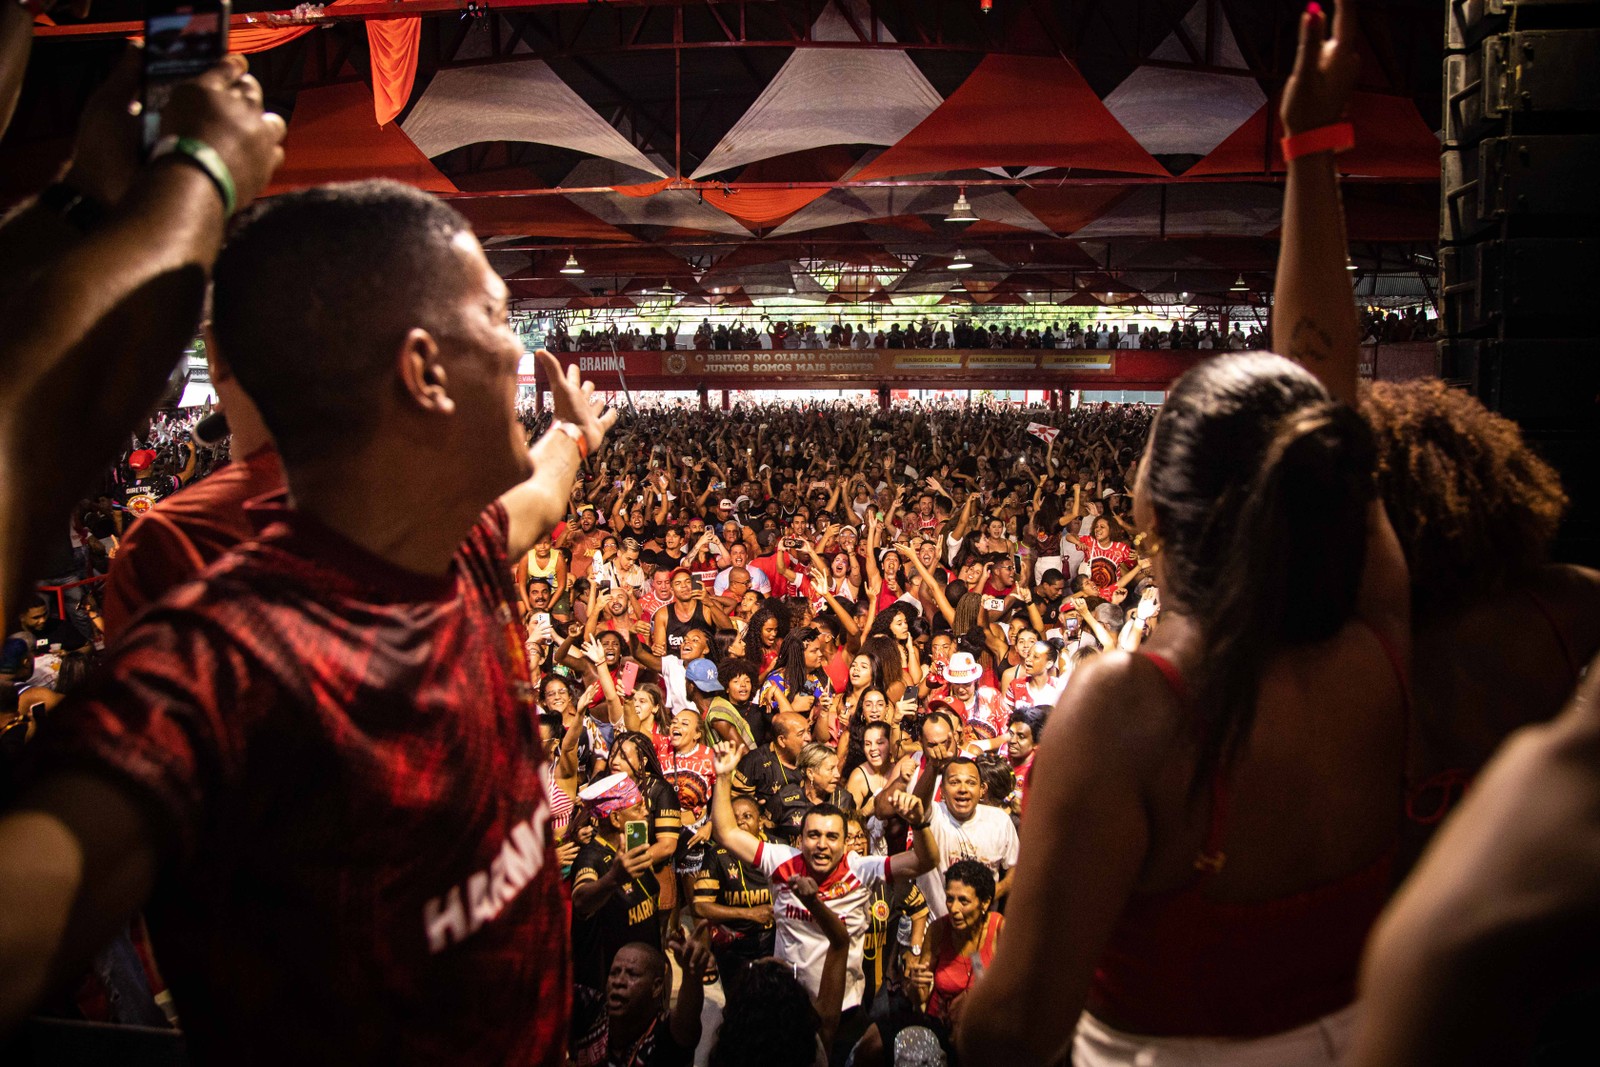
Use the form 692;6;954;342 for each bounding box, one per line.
1280;121;1355;162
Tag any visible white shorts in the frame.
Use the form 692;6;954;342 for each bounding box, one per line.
1073;1004;1358;1067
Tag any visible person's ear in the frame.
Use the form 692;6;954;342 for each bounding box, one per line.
202;325;233;384
398;328;454;415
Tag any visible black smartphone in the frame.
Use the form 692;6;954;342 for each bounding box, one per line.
142;0;231;153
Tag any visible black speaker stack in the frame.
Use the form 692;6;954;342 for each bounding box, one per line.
1439;0;1600;563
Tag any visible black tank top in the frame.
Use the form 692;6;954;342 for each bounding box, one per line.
664;603;711;655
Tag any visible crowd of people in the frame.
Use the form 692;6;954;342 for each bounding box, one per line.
544;318;1273;354
1;4;1598;1067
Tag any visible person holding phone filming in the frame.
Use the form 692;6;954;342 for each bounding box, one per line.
571;772;661;992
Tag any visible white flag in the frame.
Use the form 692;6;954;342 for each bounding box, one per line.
1027;422;1060;444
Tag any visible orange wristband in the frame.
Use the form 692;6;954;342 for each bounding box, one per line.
552;419;590;460
1280;121;1355;162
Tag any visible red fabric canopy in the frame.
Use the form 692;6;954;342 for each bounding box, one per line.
267;82;455;194
452;195;636;241
852;55;1168;181
1012;186;1137;236
1186;93;1440;179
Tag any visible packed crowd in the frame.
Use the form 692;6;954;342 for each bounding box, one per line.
2;5;1598;1067
544;318;1270;353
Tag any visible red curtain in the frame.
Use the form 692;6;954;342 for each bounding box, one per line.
367;18;422;126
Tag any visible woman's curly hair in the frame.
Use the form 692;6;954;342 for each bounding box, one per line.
1361;379;1567;618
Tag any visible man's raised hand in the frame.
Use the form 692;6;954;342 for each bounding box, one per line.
535;348;617;453
713;740;742;778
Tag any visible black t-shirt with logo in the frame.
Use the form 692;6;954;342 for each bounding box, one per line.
692;845;774;956
732;745;809;843
571;839;661;991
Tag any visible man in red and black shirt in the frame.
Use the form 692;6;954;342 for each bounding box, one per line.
0;182;616;1064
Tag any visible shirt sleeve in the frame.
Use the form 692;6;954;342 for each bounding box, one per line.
24;601;274;864
754;841;797;878
849;852;890;886
650;781;683;838
1000;815;1021;868
904;884;930;919
102;511;207;642
691;859;723;903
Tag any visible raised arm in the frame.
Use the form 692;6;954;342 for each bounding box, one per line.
0;55;285;621
666;923;712;1050
1272;1;1362;406
957;656;1155;1066
503;350;618;559
709;742;761;866
790;875;852;1049
897;544;957;627
0;773;161;1032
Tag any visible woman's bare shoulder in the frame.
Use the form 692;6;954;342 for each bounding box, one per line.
1049;651;1192;769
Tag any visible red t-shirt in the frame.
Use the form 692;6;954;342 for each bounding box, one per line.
1079;536;1135;598
103;445;286;641
31;501;570;1065
749;551;788;598
657;741;715;822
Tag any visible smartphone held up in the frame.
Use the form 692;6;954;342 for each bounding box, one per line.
142;0;231;152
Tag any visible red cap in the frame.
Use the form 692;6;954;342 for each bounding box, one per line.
128;449;157;472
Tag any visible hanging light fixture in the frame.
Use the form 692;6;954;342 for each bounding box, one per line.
945;189;977;224
560;252;584;275
1346;258;1360;273
1229;274;1249;291
948;250;973;271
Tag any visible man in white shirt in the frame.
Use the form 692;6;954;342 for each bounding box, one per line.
713;541;771;595
709;742;937;1009
912;757;1019;917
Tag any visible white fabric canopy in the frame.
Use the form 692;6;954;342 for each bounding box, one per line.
691;1;943;178
1104;0;1262;157
403;59;666;176
1103;67;1265;157
768;186;948;235
966;189;1056;235
1072;185;1280;238
561;160;755;236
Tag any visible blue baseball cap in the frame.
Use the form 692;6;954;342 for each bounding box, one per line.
685;658;724;694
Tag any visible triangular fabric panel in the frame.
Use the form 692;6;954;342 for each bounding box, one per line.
1012;186;1137;235
402;59;666;177
1103;67;1265;158
964;188;1057;235
1186;94;1440;178
690;1;943;178
768;186;950;236
560;160;755;236
852;55;1169;180
1072;184;1281;238
1149;0;1250;69
450;194;637;241
268;82;455;194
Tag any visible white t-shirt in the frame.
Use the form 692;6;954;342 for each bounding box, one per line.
755;840;889;1009
915;802;1020;918
713;565;771;595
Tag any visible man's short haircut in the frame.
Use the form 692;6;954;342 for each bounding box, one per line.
802;803;848;833
1040;568;1064;585
614;941;667;979
942;756;981;782
212;180;474;466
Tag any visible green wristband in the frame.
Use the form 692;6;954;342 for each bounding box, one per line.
151;135;237;217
